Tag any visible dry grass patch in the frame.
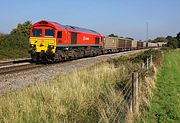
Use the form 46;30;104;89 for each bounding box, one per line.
0;63;133;122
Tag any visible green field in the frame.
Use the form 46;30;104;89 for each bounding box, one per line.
138;51;180;122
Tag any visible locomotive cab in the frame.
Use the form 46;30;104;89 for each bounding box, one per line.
29;20;60;61
30;27;56;53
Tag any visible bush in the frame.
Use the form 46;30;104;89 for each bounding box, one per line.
160;47;171;51
167;37;179;49
0;21;31;59
131;49;162;66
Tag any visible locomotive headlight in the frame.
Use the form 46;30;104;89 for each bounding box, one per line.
30;44;36;48
48;45;54;49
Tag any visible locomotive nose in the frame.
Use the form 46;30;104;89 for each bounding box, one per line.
30;37;56;53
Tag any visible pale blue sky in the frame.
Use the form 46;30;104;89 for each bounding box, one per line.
0;0;180;40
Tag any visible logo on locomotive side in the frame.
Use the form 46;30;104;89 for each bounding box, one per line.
83;36;90;41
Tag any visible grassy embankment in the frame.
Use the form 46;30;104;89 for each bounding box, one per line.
0;49;162;122
0;46;29;60
137;50;180;122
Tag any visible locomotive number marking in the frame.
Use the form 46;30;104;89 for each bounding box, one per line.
83;36;90;41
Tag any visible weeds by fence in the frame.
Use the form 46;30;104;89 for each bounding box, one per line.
117;55;154;121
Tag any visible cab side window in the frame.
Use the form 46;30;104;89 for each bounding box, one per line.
95;37;100;44
57;31;62;38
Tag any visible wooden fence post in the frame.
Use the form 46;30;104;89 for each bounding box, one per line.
146;58;149;70
132;72;139;115
150;55;153;67
141;63;145;69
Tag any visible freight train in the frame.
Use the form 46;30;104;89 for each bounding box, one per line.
29;20;159;62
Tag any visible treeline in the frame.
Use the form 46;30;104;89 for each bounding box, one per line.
108;34;134;40
149;32;180;49
0;21;32;49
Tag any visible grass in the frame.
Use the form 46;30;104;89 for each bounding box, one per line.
0;49;162;122
137;50;180;123
0;62;133;122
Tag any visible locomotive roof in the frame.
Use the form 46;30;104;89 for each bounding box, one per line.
32;20;100;35
51;21;100;35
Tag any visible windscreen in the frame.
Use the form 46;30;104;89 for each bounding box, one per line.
45;29;54;37
32;29;42;37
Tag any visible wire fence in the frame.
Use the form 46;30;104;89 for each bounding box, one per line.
118;55;153;121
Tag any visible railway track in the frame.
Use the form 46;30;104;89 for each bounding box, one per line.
0;61;13;67
0;58;72;75
0;58;31;67
0;58;43;75
0;49;157;75
0;63;43;75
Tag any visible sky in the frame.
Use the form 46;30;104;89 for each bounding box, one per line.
0;0;180;40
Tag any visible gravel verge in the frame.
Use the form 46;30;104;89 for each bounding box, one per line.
0;49;147;94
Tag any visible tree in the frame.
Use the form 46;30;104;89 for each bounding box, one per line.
10;21;32;48
167;36;179;49
147;39;153;42
151;37;168;43
0;21;32;48
108;34;118;37
125;37;134;40
11;21;31;36
176;32;180;48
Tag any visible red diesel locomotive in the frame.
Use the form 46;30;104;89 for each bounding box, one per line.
29;20;103;62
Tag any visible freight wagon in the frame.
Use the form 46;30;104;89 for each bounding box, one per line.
143;42;147;48
103;37;119;53
124;38;132;50
118;38;126;51
103;37;138;52
137;41;143;49
147;42;157;48
157;42;167;47
131;40;138;50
